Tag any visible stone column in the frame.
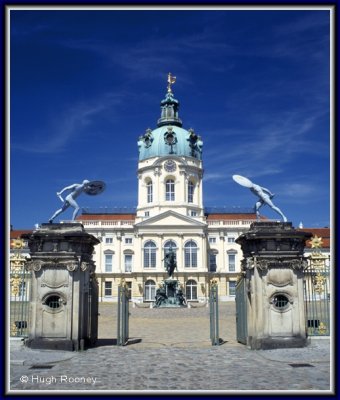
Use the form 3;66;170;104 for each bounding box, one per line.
236;221;312;350
22;223;100;351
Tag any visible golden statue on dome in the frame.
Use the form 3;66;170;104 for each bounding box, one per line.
167;72;176;93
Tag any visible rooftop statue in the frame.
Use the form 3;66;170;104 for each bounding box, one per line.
167;72;176;93
232;175;287;222
49;180;105;223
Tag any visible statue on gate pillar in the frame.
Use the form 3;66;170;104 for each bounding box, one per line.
232;174;287;222
49;180;106;223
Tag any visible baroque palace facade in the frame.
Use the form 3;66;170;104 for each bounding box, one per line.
10;77;331;304
78;77;260;303
78;210;258;303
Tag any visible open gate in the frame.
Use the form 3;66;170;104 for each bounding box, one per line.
209;284;220;346
117;284;129;345
235;277;248;344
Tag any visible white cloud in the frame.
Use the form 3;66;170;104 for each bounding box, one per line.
11;93;124;154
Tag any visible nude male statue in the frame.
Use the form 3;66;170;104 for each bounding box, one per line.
232;175;287;222
49;180;90;223
250;183;287;222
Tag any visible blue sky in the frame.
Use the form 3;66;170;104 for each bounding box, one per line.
9;7;331;229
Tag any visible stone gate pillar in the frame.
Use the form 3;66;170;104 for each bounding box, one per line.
22;223;100;351
236;221;312;350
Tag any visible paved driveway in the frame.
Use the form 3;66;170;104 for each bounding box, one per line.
9;302;332;393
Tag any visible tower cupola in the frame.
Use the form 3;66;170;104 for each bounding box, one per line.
136;74;205;222
157;73;182;127
137;73;203;162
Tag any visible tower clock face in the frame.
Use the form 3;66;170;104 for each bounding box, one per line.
164;160;177;172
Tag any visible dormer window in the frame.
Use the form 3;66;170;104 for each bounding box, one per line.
143;128;153;148
164;128;177;154
166;132;175;144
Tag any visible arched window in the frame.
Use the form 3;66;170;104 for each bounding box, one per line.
163;240;177;269
188;181;195;203
186;279;198;300
146;180;153;203
143;241;156;268
144;280;156;302
165;179;175;201
184;240;198;268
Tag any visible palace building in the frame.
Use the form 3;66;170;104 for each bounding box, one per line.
75;76;266;303
10;77;330;305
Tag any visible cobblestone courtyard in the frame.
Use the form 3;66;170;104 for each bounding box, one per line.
9;302;332;393
98;301;237;348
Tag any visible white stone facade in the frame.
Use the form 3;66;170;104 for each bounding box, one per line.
11;226;330;305
76;83;261;303
78;212;259;303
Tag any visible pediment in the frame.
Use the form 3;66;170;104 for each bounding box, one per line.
135;210;206;228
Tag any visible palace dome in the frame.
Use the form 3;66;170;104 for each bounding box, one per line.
137;77;203;161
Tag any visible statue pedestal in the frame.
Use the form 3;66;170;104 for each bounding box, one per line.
236;221;312;350
22;223;100;351
154;278;187;308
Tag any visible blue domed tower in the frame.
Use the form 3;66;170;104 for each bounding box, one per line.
136;74;204;222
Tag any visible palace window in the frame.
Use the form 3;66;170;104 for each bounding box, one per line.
228;250;237;272
143;241;157;268
105;236;113;244
188;181;194;203
125;237;133;245
209;253;217;272
144;280;156;302
184;240;198;268
228;281;236;296
125;254;132;272
165;179;175;201
147;181;153;203
104;253;113;272
104;281;112;296
186;279;198;301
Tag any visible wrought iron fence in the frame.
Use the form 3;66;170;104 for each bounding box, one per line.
10;242;31;337
235;277;248;344
304;249;330;336
88;275;99;345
